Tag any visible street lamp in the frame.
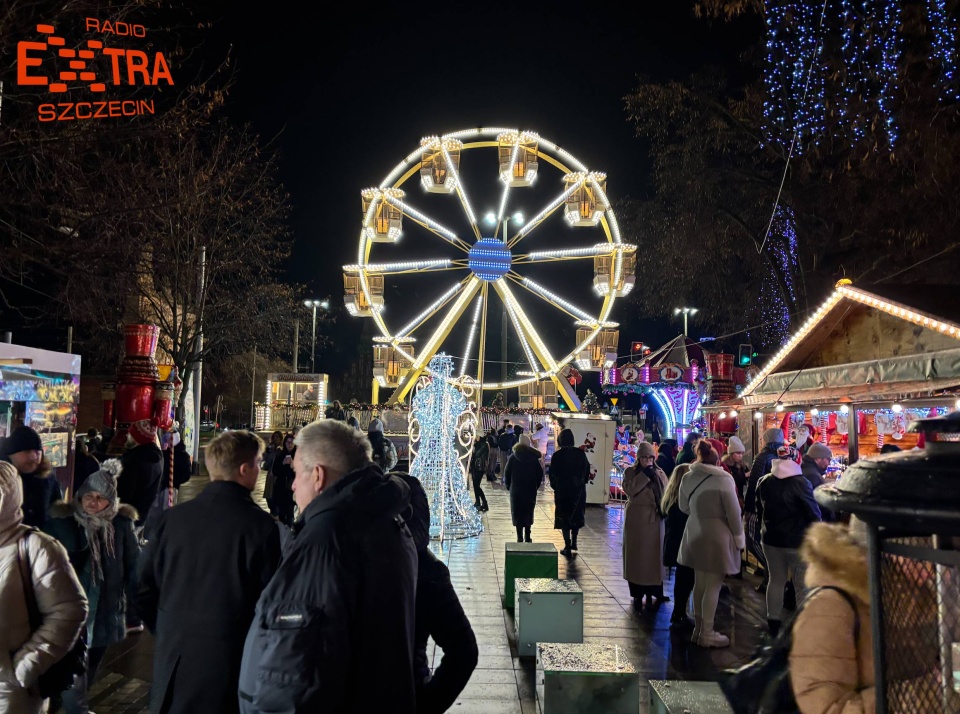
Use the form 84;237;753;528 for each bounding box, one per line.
673;306;698;337
304;299;330;373
484;212;524;383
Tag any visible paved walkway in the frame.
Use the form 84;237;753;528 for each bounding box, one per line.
75;473;769;713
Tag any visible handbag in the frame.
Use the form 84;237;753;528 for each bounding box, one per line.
717;585;859;714
17;529;89;698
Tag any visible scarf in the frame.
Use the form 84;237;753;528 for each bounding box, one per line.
71;499;117;583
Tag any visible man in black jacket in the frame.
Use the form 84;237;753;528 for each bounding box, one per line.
238;419;418;713
395;472;478;713
117;419;164;532
137;430;281;714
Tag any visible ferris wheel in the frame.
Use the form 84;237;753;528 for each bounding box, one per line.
342;127;637;410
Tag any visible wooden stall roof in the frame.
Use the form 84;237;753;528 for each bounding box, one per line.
741;281;960;406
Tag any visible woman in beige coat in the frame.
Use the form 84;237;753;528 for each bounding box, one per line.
678;442;744;647
622;441;668;607
0;462;88;714
790;521;875;713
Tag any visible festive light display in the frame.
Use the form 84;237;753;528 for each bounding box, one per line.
408;354;483;542
758;206;798;348
346;127;628;403
763;0;960;152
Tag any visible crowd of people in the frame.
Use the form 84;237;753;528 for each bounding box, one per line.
0;411;874;713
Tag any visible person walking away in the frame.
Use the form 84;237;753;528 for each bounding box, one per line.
395;472;479;713
1;425;62;529
622;441;669;607
0;462;88;714
497;425;517;478
137;430;281;714
238;419;418;713
261;430;284;517
721;436;749;511
504;434;543;543
745;427;784;593
368;417;398;472
677;442;743;647
117;419;164;535
656;439;676;478
470;436;489;512
800;442;835;522
660;463;694;629
43;459;139;714
269;434;297;527
756;447;822;636
789;520;875;712
73;437;100;497
675;432;701;465
530;423;549;470
651;421;662;446
484;428;499;483
549;428;589;557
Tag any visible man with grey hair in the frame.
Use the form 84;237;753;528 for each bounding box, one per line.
238;419;418;713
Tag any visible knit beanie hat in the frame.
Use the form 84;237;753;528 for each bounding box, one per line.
2;426;42;456
76;459;123;504
727;436;746;454
368;418;384;433
636;441;656;458
763;427;784;445
806;442;833;460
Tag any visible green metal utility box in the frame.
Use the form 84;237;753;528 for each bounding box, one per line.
503;542;558;609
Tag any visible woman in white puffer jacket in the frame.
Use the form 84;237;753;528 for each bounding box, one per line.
0;461;88;714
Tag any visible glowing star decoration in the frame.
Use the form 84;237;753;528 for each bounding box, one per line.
408;354;482;543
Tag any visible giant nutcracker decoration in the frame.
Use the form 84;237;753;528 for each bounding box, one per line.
101;324;180;454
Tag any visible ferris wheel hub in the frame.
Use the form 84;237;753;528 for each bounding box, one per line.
467;238;511;282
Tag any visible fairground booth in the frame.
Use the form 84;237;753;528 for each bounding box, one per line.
255;373;329;431
705;280;960;478
0;342;81;496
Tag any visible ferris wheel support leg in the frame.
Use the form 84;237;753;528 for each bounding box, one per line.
371;377;380;406
552;375;582;412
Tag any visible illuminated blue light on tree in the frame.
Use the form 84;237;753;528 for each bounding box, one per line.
877;0;902;147
759;206;798;349
927;0;959;101
408;354;482;542
468;238;511;281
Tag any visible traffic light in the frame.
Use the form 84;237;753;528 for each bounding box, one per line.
738;344;754;366
631;341;644;359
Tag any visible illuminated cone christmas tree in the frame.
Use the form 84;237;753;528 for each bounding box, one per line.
409;353;482;542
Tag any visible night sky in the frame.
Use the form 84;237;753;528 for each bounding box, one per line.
210;2;759;388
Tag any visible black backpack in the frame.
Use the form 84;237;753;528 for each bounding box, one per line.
717;585;860;714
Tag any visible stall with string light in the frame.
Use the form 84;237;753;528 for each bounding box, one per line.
727;280;960;475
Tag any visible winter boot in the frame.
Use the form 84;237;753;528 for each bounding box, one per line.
697;629;731;648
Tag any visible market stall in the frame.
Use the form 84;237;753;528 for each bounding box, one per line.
0;342;81;496
255;373;329;431
722;280;960;475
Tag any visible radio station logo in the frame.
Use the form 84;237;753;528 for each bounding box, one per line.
17;18;174;122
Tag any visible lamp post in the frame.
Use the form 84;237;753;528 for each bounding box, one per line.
484;211;523;384
674;306;698;337
303;299;330;374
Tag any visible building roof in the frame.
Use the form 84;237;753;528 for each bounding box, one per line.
740;280;960;406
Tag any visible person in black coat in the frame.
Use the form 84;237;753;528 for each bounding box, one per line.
73;436;101;495
395;472;478;714
655;440;676;482
117;422;164;530
238;419;418;713
269;433;297;526
137;430;281;714
548;428;589;557
1;425;61;528
504;435;544;543
469;437;489;512
660;463;694;628
161;437;193;492
744;428;784;592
